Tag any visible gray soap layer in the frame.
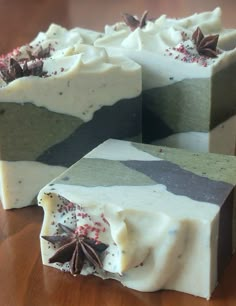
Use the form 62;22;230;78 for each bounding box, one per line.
122;160;233;205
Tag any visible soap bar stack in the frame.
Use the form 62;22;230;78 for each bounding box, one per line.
38;139;236;299
94;7;236;154
1;8;235;210
0;24;142;209
0;7;234;300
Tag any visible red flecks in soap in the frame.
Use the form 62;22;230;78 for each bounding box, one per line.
101;213;110;225
163;30;219;67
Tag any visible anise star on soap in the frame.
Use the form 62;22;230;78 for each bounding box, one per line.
42;223;108;275
0;57;47;83
122;10;149;31
192;27;219;58
27;45;51;60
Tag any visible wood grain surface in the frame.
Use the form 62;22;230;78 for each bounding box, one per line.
0;1;236;305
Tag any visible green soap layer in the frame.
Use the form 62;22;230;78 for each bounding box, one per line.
144;78;211;132
133;142;236;185
144;62;236;132
57;158;155;187
211;61;236;128
0;102;82;161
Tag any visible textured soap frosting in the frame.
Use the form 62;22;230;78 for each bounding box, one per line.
28;23;102;51
103;7;235;51
94;7;236;89
38;139;236;298
0;24;141;120
1;23;102;62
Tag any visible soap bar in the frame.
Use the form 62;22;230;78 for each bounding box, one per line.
94;7;236;155
38;139;236;299
0;24;142;209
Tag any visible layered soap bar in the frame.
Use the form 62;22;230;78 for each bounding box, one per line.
38;139;236;299
0;24;142;209
94;7;236;155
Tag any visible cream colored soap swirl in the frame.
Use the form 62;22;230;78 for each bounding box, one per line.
0;42;141;120
16;23;102;60
95;7;236;89
102;7;233;52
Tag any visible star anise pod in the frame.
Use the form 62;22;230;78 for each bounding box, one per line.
27;45;51;60
0;57;47;83
26;60;46;76
122;10;148;31
42;223;108;275
192;27;219;58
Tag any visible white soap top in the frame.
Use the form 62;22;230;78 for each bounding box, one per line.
0;24;141;120
95;7;236;89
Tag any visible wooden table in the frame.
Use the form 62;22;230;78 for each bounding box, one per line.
0;0;236;305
